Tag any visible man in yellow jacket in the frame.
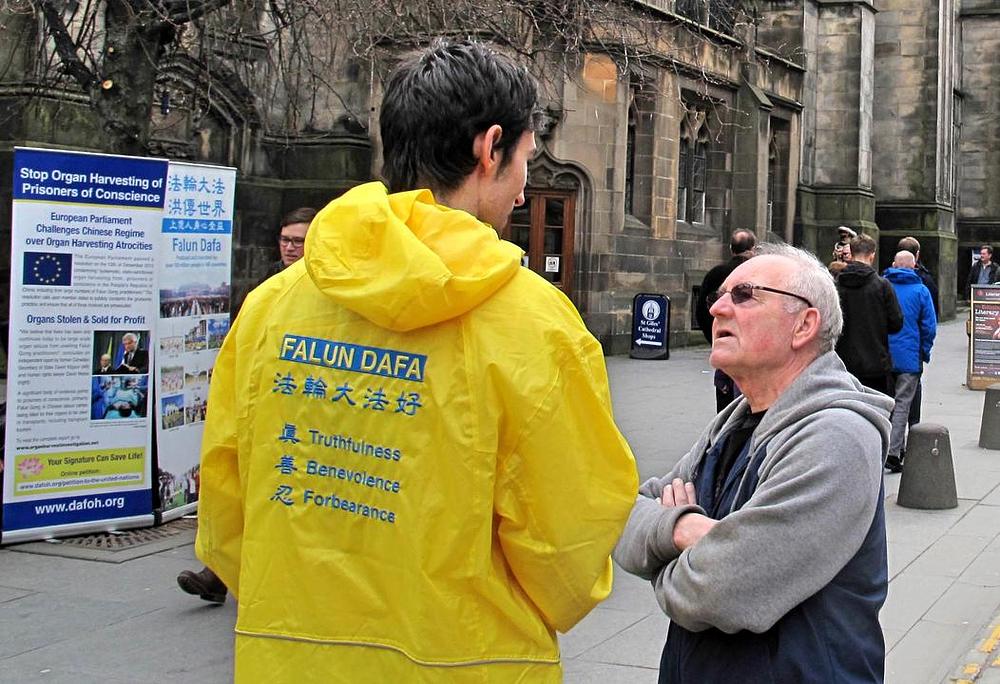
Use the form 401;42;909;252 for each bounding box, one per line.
196;38;638;682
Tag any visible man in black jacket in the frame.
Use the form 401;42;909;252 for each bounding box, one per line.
835;234;903;395
897;236;939;319
966;245;1000;295
176;207;316;604
695;230;756;412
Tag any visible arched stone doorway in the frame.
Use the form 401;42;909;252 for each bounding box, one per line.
500;149;592;305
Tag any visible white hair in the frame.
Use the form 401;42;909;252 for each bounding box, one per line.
754;242;843;354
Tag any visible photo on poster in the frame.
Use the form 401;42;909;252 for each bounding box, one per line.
184;320;207;352
161;365;184;394
158;464;200;509
207;317;230;349
92;330;151;375
161;394;185;430
160;335;183;356
91;375;149;420
185;388;207;425
184;366;210;389
159;279;230;319
183;361;210;425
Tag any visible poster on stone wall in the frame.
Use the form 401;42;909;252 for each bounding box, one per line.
2;147;166;542
155;161;235;520
969;285;1000;390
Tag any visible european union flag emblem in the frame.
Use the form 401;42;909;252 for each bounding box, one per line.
23;252;72;286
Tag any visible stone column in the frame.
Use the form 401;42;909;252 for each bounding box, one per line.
872;0;958;318
732;64;774;235
799;1;878;258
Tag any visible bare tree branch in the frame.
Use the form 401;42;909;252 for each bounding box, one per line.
38;0;97;88
162;0;234;25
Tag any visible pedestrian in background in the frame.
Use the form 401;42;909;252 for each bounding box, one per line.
177;207;316;605
895;236;937;426
966;244;1000;293
835;233;903;396
883;250;937;473
695;229;756;412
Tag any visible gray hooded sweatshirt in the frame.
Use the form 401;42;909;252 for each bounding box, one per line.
613;351;893;681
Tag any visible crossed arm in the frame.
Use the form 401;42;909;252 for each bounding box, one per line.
658;478;716;551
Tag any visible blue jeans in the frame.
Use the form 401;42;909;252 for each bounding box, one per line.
889;373;920;459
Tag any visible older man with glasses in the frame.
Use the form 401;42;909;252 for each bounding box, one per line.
615;243;893;684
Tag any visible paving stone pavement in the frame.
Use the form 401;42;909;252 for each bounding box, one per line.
1;316;998;683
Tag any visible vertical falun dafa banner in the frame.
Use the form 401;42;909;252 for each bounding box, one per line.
3;147;167;542
154;161;235;519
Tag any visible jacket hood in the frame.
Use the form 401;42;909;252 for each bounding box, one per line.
304;182;523;331
836;261;877;289
883;267;922;285
711;352;893;458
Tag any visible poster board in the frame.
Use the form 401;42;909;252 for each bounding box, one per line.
968;285;1000;390
3;148;235;542
3;148;165;541
154;162;235;520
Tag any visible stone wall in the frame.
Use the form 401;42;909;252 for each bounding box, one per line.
955;5;1000;294
796;2;878;258
872;0;958;316
872;0;947;201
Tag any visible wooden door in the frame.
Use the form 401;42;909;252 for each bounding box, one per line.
502;190;576;297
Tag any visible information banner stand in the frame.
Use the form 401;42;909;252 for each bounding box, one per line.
155;161;235;521
3;148;166;542
3;150;235;542
969;285;1000;390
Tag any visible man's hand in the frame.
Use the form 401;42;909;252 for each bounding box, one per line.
672;513;717;552
658;478;716;552
658;477;697;508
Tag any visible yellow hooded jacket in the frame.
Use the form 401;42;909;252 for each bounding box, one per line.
196;182;638;682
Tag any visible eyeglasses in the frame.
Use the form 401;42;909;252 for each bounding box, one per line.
279;236;306;248
707;282;813;308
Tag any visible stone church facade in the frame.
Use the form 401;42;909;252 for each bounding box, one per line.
2;0;999;353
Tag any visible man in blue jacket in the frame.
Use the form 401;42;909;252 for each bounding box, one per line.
884;250;937;473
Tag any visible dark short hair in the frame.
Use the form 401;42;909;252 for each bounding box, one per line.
850;233;877;257
730;230;757;255
380;39;540;194
898;236;920;254
281;207;317;228
981;245;994;256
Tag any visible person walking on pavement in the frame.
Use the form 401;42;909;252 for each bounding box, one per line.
835;233;903;396
614;243;892;683
694;230;756;412
883;250;937;473
195;39;637;681
896;236;937;426
966;244;1000;294
176;207;316;605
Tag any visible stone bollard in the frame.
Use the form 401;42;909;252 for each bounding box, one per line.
979;383;1000;450
897;423;958;510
